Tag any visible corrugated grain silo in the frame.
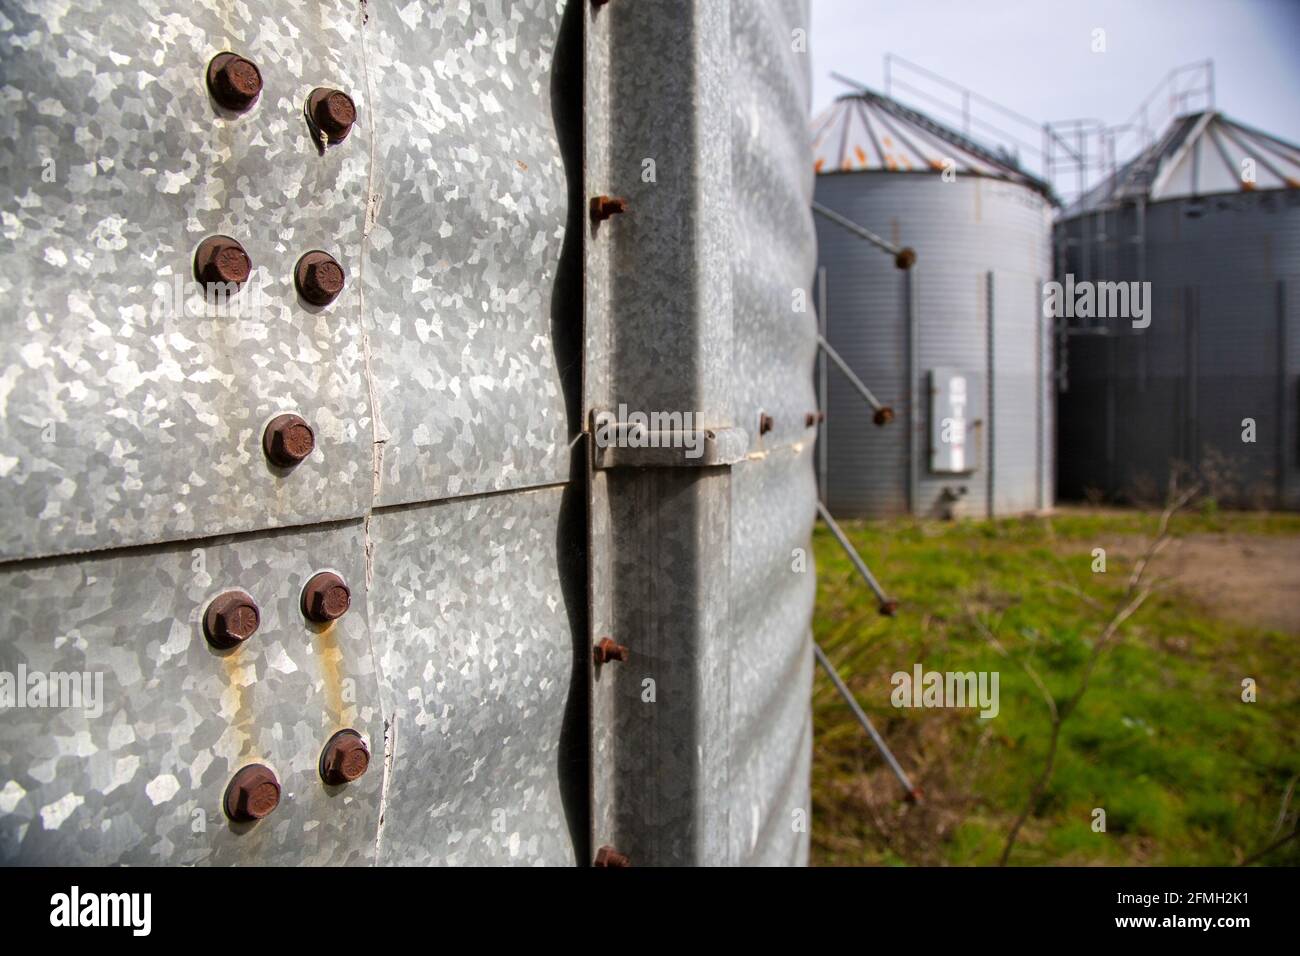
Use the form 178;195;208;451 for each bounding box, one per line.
1056;111;1300;508
812;89;1055;519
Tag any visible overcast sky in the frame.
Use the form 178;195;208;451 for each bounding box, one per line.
810;0;1300;181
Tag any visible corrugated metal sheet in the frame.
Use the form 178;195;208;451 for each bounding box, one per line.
816;171;1053;518
1;0;817;866
1057;187;1300;508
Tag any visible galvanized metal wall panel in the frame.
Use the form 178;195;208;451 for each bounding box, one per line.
368;486;584;866
0;0;373;562
991;270;1043;513
816;172;1053;518
362;0;574;508
0;522;383;865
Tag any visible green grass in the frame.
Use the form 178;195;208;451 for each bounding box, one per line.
811;508;1300;866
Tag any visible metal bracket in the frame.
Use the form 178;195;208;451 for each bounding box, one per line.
589;410;747;469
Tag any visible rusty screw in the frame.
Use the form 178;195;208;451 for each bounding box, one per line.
894;247;917;270
302;571;351;624
589;195;627;222
319;729;370;785
224;764;281;822
194;235;252;289
759;413;775;436
294;250;346;306
873;406;895;427
203;590;261;650
805;411;825;428
263;413;315;468
593;637;628;665
207;53;263;113
593;845;630;867
306;88;357;143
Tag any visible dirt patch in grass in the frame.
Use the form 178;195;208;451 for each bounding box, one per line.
1091;534;1300;634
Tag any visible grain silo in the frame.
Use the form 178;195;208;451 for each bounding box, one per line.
813;89;1055;519
1056;111;1300;508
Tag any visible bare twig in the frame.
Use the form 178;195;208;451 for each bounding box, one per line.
996;477;1199;866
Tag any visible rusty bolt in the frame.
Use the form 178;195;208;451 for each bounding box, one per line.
207;52;263;112
263;413;315;468
873;406;895;427
593;637;628;665
879;599;899;617
759;413;775;435
193;235;252;289
203;590;261;650
306;87;357;143
593;845;630;867
894;247;917;270
589;195;627;221
319;729;370;785
224;764;281;822
294;250;346;306
302;571;351;624
805;411;825;428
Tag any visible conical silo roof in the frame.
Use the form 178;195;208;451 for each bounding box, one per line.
1067;110;1300;216
810;88;1051;196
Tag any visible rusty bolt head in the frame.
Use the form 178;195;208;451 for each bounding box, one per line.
873;406;895;427
593;637;629;665
759;413;775;436
589;195;628;221
224;764;281;822
203;590;261;650
894;247;917;270
307;88;357;142
593;845;630;867
302;571;351;624
194;235;252;289
207;53;263;112
263;413;315;468
294;250;346;306
879;599;899;617
320;729;370;785
805;411;825;428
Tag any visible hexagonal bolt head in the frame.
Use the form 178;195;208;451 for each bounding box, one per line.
224;764;281;822
589;195;628;221
894;247;917;270
319;729;370;785
759;413;775;436
302;571;351;624
207;53;263;112
873;406;895;427
294;251;346;306
263;414;316;468
307;88;357;142
193;235;252;290
203;590;261;649
592;637;629;665
593;845;631;867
